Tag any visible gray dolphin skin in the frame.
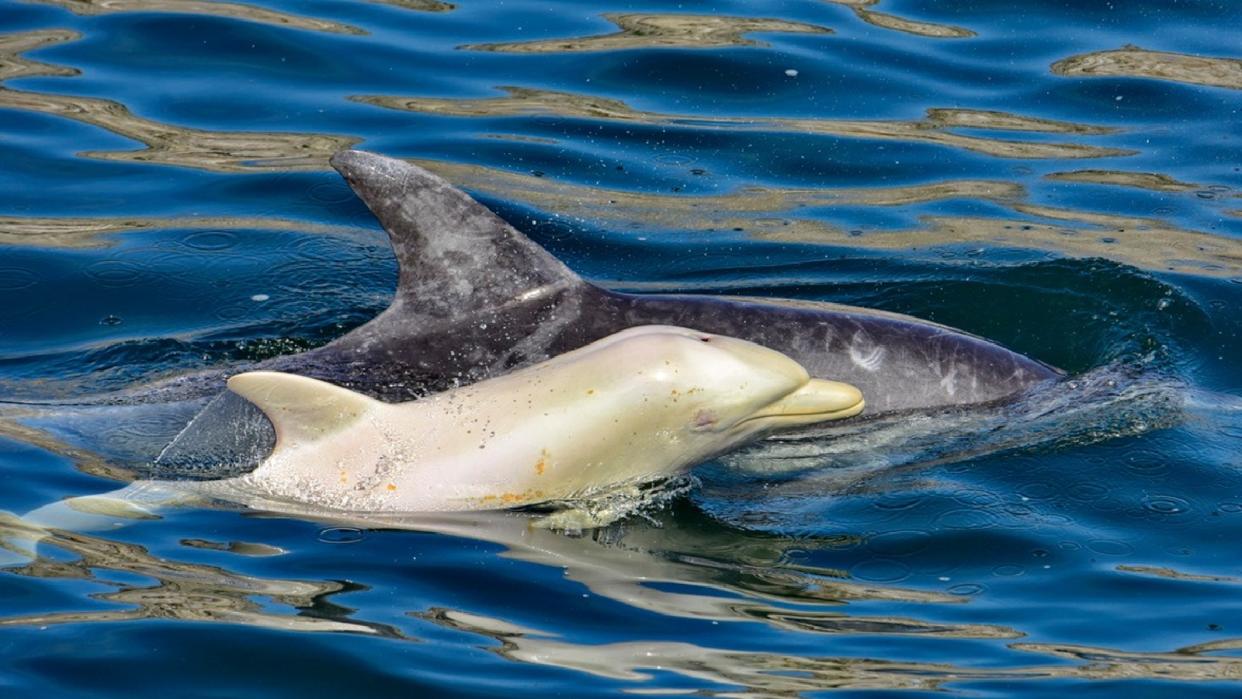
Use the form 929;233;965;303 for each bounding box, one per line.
38;150;1062;473
282;150;1060;406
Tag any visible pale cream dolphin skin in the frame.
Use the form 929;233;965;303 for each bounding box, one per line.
216;324;864;513
2;325;862;561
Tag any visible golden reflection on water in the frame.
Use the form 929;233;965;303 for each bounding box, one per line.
1010;642;1242;682
0;517;401;636
0;417;136;482
0;28;78;80
759;208;1242;278
12;144;1226;276
355;86;1129;159
463;13;833;52
851;7;974;38
2;19;1229;277
0;214;368;249
1047;169;1201;192
426;607;1242;692
0;29;359;172
409;158;1242;278
180;537;285;556
1115;564;1240;583
370;0;455;11
24;0;366;35
1053;45;1242;90
424;607;996;693
1;88;360;171
4;484;1240;689
0;421;1239;690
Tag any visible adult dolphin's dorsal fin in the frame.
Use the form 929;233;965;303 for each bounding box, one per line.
226;372;377;452
330;150;585;323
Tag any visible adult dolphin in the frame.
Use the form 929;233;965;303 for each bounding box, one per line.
265;150;1060;409
14;149;1061;473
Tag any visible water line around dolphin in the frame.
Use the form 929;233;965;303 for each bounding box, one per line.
0;325;864;561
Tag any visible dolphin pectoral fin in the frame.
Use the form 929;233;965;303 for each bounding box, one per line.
329;150;586;326
227;372;378;453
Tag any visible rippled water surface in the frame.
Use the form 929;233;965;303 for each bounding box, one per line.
1;0;1240;696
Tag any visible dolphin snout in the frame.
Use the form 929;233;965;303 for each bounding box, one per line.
749;379;865;425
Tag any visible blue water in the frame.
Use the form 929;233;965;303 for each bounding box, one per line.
1;0;1241;695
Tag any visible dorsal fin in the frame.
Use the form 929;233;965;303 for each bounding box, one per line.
226;371;377;453
329;149;583;323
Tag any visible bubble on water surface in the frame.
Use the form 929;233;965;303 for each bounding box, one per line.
851;558;910;583
182;230;239;251
85;259;145;287
935;509;998;530
1087;539;1134;556
1142;494;1191;515
0;268;38;290
318;527;365;544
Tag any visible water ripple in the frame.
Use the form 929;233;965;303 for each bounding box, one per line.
24;0;366;35
0;30;359;172
0;2;1239;696
1053;45;1242;90
463;13;833;53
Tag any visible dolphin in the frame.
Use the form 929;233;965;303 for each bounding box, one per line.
2;325;864;558
50;149;1050;475
218;326;863;513
174;150;1058;406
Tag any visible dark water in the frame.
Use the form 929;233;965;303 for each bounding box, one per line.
1;0;1241;696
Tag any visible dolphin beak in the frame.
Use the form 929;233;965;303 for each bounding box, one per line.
747;379;865;426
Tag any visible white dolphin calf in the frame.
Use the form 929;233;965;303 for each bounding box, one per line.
4;325;863;559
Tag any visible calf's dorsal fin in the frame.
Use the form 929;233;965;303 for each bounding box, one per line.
330;149;584;324
226;372;377;452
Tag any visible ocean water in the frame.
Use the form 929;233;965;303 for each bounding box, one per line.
1;0;1240;696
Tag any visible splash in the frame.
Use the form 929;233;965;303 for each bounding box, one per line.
725;361;1182;473
532;474;701;531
